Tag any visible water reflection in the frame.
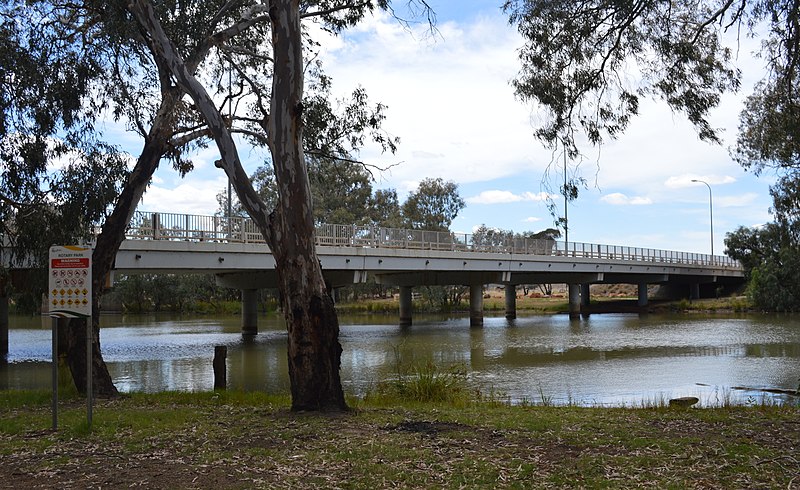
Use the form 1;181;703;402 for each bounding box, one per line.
2;312;799;406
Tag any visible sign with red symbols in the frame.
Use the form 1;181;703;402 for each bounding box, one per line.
48;245;92;318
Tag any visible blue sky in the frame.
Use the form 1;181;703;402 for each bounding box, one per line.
136;2;775;256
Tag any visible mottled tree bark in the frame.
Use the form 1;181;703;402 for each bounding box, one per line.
267;0;345;411
0;276;8;359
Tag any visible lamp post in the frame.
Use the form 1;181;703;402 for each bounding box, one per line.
691;179;713;259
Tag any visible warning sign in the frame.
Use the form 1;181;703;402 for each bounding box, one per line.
49;245;92;318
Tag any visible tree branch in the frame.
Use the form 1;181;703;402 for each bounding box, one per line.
300;2;371;19
128;0;273;240
690;0;735;45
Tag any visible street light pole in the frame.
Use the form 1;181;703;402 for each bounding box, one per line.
563;144;568;252
691;179;713;259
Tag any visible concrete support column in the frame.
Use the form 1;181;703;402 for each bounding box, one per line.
470;284;484;327
568;283;581;319
504;285;517;320
241;289;258;336
638;283;649;307
399;286;413;327
580;284;591;307
580;283;591;316
689;283;700;300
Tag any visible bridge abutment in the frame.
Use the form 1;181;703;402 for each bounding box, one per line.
470;284;484;327
241;289;258;336
399;286;413;326
505;285;516;320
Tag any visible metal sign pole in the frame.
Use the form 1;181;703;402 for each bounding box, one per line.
51;317;58;431
86;316;92;429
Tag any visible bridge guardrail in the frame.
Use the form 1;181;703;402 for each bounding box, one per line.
126;211;740;269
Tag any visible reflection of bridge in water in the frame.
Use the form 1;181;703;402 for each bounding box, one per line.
108;211;744;332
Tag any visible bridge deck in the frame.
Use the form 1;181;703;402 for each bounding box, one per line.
110;211;742;289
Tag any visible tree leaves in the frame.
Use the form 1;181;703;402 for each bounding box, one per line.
505;0;741;156
401;178;465;232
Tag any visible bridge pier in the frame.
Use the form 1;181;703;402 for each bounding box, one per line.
638;283;649;307
241;289;258;336
689;283;700;301
504;285;516;320
580;283;591;312
470;284;484;327
399;286;413;326
568;283;581;319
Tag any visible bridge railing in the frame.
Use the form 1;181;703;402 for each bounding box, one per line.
126;211;740;269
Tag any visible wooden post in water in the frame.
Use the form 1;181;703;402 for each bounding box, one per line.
213;346;227;390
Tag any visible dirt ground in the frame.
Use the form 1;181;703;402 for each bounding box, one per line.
2;403;799;489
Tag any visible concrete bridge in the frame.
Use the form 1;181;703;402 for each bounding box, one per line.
108;211;743;332
1;210;744;350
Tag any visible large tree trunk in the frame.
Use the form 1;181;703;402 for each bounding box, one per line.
63;89;182;396
267;0;345;411
129;0;347;411
0;275;7;359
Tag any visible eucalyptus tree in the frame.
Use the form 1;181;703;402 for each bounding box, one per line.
0;3;133;384
402;177;465;232
370;188;404;228
127;0;432;410
3;0;404;398
223;156;379;226
724;173;800;310
504;1;798;204
508;1;800;306
1;0;260;395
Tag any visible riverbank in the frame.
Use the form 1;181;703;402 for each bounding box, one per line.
0;391;797;488
333;294;754;315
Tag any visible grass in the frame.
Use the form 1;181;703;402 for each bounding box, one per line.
0;389;797;488
663;295;753;313
365;359;472;405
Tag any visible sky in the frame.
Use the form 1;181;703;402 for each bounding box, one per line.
135;2;776;257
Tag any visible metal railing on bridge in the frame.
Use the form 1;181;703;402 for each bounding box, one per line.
126;211;740;269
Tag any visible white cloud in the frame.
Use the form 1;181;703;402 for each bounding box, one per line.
411;150;445;159
139;177;228;216
317;12;549;189
600;193;652;205
467;190;550;204
717;193;759;208
523;216;542;223
664;175;737;189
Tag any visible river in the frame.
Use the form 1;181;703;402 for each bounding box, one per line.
2;312;799;406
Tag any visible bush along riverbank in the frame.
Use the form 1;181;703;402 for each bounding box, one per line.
0;387;797;489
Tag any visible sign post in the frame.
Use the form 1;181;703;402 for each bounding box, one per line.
48;245;93;430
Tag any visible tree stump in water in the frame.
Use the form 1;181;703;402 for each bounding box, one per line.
213;346;227;390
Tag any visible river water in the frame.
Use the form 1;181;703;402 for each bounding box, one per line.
2;312;799;406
